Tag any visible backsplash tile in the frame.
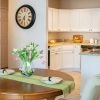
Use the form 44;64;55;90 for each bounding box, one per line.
48;32;100;42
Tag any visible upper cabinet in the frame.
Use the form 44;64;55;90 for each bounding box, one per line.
70;9;80;32
79;9;92;32
48;8;59;32
52;8;59;31
59;9;70;32
48;8;100;32
91;9;100;32
48;8;53;31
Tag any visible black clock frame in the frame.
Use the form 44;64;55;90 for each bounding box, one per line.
15;5;36;29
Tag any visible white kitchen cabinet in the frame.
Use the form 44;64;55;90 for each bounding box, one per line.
48;8;100;32
62;45;74;68
48;8;59;32
50;52;63;70
50;46;63;70
54;51;63;70
62;45;81;69
48;8;53;31
58;9;70;31
70;10;80;32
58;9;80;32
74;45;81;68
62;50;74;68
49;45;81;70
52;8;59;31
79;9;92;32
91;8;100;32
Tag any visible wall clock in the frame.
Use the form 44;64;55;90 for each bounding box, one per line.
15;5;36;29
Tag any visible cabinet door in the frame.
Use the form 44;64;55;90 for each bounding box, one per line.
74;45;81;69
52;8;59;32
70;10;80;32
79;9;92;32
92;9;100;32
62;50;74;68
48;8;53;31
50;52;62;70
59;9;70;31
55;51;63;70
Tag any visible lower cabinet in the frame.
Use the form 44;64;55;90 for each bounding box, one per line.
50;51;62;70
50;45;81;70
74;45;81;68
62;50;74;68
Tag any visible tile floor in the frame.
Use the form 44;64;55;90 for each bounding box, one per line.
56;71;81;100
66;71;80;99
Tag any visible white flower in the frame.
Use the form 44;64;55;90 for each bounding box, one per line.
13;48;18;53
29;44;34;50
12;42;43;64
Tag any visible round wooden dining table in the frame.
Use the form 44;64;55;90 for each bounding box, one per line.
0;69;74;100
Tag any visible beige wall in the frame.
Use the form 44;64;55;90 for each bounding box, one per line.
49;0;100;9
0;0;8;68
60;0;100;9
48;32;100;42
1;0;8;9
48;32;59;40
48;0;59;8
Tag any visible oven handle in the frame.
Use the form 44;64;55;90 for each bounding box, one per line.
48;49;50;68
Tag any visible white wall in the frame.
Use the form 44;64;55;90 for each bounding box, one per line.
8;0;48;69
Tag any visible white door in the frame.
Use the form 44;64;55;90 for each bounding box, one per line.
59;9;70;31
62;50;74;68
91;8;100;32
79;9;92;32
48;8;53;31
52;8;59;32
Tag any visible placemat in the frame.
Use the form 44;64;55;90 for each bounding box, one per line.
0;72;75;96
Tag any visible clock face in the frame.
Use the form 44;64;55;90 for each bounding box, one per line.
16;5;36;29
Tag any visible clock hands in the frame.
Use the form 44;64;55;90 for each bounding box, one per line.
17;11;32;27
23;16;25;21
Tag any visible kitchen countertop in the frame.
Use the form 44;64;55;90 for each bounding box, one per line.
48;42;100;47
48;42;100;55
80;51;100;56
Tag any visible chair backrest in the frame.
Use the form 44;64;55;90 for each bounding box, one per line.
81;77;100;100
